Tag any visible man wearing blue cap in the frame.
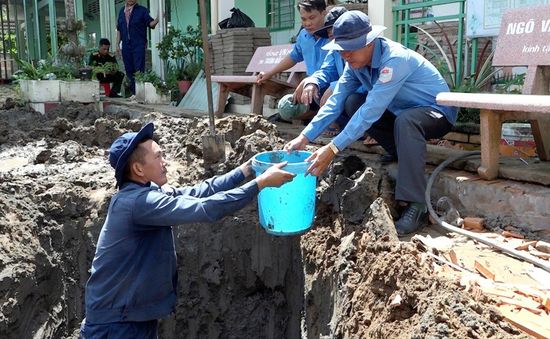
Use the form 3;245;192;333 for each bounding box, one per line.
285;11;457;235
80;123;294;338
300;6;368;136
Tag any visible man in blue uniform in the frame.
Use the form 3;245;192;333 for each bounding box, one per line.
80;123;294;338
116;0;159;97
285;11;457;234
257;0;328;121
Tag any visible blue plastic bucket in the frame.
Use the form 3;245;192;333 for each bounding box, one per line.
251;150;316;236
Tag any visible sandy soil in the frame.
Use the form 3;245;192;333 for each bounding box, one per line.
0;95;530;338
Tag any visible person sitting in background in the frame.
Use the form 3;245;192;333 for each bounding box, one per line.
257;0;328;121
89;38;124;98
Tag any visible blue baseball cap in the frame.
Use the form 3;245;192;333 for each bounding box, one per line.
109;122;154;187
322;11;386;51
314;6;348;39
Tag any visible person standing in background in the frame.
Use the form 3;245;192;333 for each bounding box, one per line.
116;0;159;98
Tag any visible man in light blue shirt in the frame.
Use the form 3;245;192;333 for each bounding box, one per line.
80;123;294;338
286;11;457;234
257;0;328;120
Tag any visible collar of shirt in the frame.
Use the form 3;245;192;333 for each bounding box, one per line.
370;38;384;69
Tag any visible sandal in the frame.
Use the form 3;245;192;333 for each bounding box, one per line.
321;124;340;138
363;135;378;146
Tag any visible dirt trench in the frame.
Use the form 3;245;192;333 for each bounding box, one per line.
0;101;527;338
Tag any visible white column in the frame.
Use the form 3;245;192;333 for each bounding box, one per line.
210;0;218;34
368;0;393;40
99;0;116;49
149;0;165;79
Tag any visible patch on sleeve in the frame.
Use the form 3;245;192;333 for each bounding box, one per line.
379;67;393;83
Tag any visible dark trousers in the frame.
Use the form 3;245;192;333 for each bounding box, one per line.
344;93;453;203
80;318;158;339
96;71;124;96
121;46;146;95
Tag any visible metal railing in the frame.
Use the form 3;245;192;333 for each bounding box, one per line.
392;0;467;88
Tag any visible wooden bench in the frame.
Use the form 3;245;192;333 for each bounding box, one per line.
211;44;306;117
436;92;550;180
436;5;550;180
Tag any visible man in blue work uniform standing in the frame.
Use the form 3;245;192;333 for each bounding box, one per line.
285;11;457;234
80;123;294;338
257;0;328;121
116;0;159;97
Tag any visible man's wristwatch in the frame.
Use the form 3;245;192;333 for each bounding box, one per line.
328;141;339;155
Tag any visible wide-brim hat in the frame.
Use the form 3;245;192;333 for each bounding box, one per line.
109;122;154;187
322;10;387;51
314;6;348;39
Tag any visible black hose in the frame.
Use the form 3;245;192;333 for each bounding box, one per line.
425;151;550;273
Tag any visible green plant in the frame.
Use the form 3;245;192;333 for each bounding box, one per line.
134;70;170;95
493;73;525;94
411;24;506;123
12;56;76;80
182;61;202;81
91;62;119;79
157;25;203;81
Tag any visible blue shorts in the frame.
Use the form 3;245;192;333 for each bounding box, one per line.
80;318;158;339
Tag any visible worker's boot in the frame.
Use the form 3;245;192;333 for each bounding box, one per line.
395;202;427;235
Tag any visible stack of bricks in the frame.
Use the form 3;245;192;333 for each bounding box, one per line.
209;27;271;76
209;28;271;104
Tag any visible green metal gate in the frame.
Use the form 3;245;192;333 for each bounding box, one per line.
392;0;472;88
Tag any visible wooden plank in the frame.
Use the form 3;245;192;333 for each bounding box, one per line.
463;217;485;231
497;296;543;315
448;249;458;265
474;260;495;281
502;230;525;239
516;240;538;251
498;305;550;339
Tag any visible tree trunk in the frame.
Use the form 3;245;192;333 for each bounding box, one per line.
64;0;77;44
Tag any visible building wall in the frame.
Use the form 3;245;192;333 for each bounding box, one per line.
169;0;199;30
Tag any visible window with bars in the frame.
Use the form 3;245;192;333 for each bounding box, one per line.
267;0;295;31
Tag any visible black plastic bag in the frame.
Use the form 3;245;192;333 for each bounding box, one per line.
218;8;255;29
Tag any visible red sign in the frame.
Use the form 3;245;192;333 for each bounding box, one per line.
493;5;550;66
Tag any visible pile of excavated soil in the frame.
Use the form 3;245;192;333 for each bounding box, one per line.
0;100;528;338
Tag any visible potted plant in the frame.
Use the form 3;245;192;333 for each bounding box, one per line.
157;25;203;95
134;70;170;104
13;57;73;102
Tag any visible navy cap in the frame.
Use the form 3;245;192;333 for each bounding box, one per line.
322;11;386;51
314;7;348;39
109;122;154;187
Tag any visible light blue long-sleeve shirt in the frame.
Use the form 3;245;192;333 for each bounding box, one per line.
289;29;329;76
85;168;258;324
307;50;345;91
302;37;457;150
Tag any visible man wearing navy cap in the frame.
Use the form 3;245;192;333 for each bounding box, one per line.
285;11;457;235
80;123;294;338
